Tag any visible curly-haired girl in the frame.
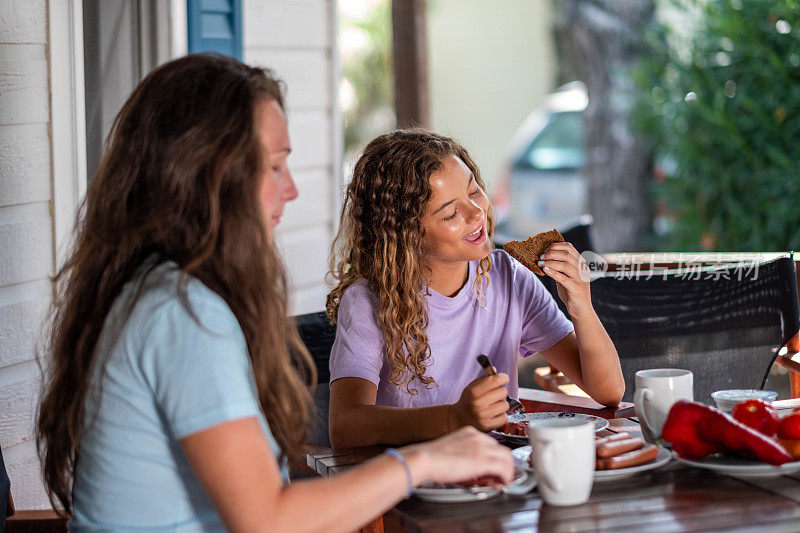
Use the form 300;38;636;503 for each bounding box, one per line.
327;129;624;448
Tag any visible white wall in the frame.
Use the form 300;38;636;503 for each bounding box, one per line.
427;0;555;190
0;0;53;509
244;0;341;316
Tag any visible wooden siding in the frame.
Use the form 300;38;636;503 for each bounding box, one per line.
244;0;340;315
0;0;52;509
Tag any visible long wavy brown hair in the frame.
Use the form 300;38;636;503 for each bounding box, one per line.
36;54;314;514
327;129;494;392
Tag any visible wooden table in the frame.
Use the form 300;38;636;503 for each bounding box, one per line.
307;392;800;532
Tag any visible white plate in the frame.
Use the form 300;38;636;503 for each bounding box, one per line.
491;412;609;444
511;445;671;481
673;453;800;478
413;468;531;503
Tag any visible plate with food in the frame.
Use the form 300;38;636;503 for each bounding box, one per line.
511;432;670;481
594;437;671;481
662;399;800;478
413;467;533;503
492;412;609;444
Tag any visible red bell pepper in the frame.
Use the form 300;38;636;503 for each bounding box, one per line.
661;400;722;458
661;400;793;466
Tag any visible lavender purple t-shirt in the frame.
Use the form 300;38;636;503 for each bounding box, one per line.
329;249;574;408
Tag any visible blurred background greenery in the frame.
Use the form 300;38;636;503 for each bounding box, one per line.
635;0;800;252
340;0;395;167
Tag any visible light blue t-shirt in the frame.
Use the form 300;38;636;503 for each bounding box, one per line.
70;260;286;532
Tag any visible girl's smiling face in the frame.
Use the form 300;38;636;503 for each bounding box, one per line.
420;154;492;265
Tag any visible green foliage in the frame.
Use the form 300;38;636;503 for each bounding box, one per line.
634;0;800;251
341;1;395;159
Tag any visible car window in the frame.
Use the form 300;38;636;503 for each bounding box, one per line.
515;111;584;171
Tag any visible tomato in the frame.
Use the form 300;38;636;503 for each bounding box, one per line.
778;413;800;440
732;399;779;436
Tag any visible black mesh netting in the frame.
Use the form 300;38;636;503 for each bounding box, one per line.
568;257;798;403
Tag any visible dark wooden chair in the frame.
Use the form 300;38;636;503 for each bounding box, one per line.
295;311;336;448
288;311;337;480
2;445;10;529
536;256;800;404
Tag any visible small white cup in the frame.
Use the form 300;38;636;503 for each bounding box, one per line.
634;368;693;443
527;418;594;506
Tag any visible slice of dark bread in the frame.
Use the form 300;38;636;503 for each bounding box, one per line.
503;229;565;275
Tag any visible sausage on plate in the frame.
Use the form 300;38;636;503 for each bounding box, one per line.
596;438;645;458
596;444;658;470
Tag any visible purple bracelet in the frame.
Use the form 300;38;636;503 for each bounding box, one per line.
384;448;413;498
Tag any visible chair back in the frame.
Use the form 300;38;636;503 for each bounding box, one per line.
559;217;595;256
1;446;10;526
295;311;336;447
590;257;800;404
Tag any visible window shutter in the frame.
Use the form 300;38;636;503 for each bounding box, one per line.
187;0;242;60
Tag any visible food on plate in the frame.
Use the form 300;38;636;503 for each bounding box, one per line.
596;444;658;470
778;412;800;440
778;438;800;460
428;473;507;489
661;400;793;465
594;432;631;447
456;474;498;488
731;399;779;436
501;420;529;436
591;434;654;470
596;437;645;458
503;229;565;276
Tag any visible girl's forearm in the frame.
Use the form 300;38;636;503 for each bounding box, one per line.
329;403;455;448
268;452;423;533
571;309;625;406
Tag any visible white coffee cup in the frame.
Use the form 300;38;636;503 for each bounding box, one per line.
526;418;594;506
634;368;693;443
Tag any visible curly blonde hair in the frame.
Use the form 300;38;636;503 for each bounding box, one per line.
327;129;494;393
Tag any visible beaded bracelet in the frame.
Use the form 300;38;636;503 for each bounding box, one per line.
384;448;414;498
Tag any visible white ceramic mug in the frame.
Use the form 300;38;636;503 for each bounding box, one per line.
526;418;594;506
634;368;693;443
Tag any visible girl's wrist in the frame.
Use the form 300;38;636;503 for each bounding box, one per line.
397;446;430;487
567;300;596;323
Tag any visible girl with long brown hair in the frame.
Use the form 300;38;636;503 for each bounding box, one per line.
327;129;625;448
36;54;513;532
